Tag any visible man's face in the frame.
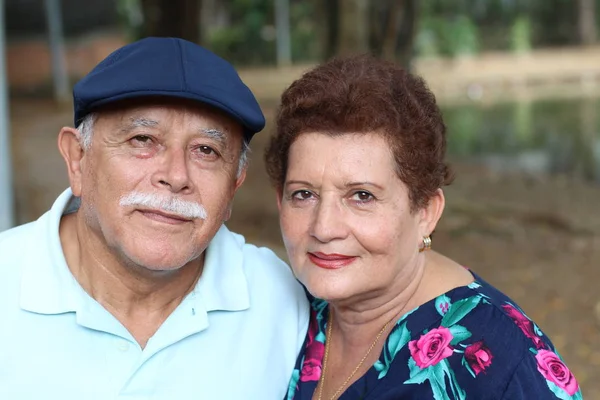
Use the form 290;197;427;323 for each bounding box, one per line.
72;101;246;271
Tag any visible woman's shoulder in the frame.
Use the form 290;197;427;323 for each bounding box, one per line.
432;272;581;398
374;272;582;399
440;272;554;352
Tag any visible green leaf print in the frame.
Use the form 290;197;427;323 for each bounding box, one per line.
315;331;326;343
435;295;452;317
375;321;412;379
441;296;481;327
467;282;481;289
405;357;430;384
461;356;476;378
373;360;388;379
448;324;472;345
440;359;466;400
546;381;577;400
286;369;300;400
388;321;411;359
405;358;466;400
430;363;451;400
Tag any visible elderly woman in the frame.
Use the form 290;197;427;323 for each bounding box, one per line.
265;55;582;400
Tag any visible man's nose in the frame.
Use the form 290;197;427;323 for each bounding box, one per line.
154;147;192;193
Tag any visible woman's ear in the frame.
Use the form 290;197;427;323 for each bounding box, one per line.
419;188;445;237
58;127;85;197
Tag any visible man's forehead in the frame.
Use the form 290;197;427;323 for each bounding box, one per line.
96;99;243;138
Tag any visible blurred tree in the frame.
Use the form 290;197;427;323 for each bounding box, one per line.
337;0;369;55
312;0;339;60
140;0;202;43
371;0;418;68
577;0;597;45
313;0;418;68
207;0;276;65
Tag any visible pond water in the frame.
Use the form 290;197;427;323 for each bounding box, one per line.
442;97;600;182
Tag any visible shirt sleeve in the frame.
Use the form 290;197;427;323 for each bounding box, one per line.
501;352;583;400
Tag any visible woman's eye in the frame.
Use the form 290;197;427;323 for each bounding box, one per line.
352;191;374;202
292;190;313;200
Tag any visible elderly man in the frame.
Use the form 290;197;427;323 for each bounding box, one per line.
0;38;308;399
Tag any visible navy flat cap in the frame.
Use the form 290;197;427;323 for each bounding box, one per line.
73;37;265;141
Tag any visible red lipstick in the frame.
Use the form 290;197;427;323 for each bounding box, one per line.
308;252;357;269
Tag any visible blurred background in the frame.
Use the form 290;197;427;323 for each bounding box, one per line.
0;0;599;395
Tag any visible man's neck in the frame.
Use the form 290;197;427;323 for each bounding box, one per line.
59;213;204;347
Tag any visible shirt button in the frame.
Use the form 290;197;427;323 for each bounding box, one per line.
117;341;130;352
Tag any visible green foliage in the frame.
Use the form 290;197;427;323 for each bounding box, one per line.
510;15;532;54
115;0;144;41
417;15;479;58
446;16;479;57
115;0;598;65
204;0;317;65
289;1;319;62
208;0;275;65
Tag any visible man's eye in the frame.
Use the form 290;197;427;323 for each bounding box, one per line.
199;146;215;155
131;135;153;145
292;190;313;200
192;145;220;161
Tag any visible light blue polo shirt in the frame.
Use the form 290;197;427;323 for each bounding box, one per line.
0;189;309;399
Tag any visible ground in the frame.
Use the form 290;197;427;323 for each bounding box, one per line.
8;62;600;397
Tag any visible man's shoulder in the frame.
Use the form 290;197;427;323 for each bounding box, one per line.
224;228;307;300
220;227;289;273
237;237;293;282
0;221;40;258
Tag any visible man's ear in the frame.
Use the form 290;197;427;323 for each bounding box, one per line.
222;167;248;222
58;127;85;197
234;166;247;192
419;188;445;237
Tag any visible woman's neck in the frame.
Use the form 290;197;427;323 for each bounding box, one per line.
329;255;425;348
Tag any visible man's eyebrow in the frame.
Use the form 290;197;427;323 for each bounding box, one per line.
200;128;227;144
119;117;159;133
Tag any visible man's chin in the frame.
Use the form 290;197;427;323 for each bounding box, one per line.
123;248;199;273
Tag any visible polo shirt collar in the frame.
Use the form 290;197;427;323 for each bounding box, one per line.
193;224;250;313
20;188;84;314
20;189;251;316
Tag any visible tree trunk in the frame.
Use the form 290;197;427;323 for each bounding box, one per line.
577;0;597;45
381;0;405;60
312;0;339;60
395;0;418;70
141;0;202;44
337;0;370;56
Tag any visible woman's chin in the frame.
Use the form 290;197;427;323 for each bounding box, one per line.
302;277;356;303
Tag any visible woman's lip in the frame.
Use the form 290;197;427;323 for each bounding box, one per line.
308;252;357;269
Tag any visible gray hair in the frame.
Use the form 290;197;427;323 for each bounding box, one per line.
76;113;250;177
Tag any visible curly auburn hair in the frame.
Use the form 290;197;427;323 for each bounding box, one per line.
265;54;453;211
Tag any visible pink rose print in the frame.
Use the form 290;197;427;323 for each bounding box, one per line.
409;327;454;369
464;340;493;375
535;349;579;396
299;314;325;382
502;304;544;349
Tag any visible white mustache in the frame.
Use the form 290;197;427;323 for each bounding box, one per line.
119;191;207;220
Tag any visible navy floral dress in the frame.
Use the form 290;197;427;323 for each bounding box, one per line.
286;273;583;400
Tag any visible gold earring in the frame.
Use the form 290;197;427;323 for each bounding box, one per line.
419;236;432;252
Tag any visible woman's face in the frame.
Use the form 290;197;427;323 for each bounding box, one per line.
278;132;439;303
